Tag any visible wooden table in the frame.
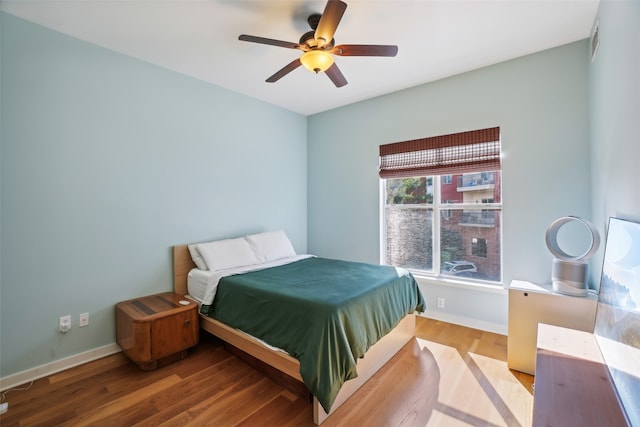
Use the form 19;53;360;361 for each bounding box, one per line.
533;323;628;426
116;292;199;370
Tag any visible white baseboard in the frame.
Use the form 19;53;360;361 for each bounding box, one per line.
0;343;122;392
419;311;507;336
0;314;505;392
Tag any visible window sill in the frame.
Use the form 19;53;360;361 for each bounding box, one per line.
412;273;507;294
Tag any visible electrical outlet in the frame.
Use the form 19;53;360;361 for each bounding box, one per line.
59;315;71;333
79;312;89;327
436;297;445;309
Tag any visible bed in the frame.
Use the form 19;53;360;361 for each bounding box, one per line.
172;232;425;425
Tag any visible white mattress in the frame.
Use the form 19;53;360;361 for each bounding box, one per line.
187;268;211;304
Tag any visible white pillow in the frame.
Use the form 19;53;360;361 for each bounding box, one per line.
246;230;296;263
188;244;208;270
196;237;260;271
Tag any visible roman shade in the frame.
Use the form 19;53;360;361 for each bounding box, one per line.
379;127;501;178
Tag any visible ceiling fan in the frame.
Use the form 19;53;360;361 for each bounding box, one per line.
238;0;398;88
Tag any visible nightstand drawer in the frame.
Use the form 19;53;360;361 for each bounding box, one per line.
150;309;198;360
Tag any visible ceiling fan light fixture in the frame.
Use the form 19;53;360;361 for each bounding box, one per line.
300;50;334;73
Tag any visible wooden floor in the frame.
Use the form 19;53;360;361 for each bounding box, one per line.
0;317;534;427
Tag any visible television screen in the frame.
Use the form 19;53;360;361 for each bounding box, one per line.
594;217;640;426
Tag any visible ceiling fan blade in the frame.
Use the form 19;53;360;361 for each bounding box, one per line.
266;59;302;83
332;44;398;57
325;63;348;88
315;0;347;47
239;34;301;50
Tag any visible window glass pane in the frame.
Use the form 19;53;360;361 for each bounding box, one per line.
440;209;501;282
385;177;433;205
441;171;501;204
384;205;433;271
384;177;433;271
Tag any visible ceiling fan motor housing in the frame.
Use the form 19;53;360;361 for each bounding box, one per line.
299;31;317;47
308;13;322;30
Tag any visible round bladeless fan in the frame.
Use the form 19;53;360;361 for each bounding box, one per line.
545;216;600;296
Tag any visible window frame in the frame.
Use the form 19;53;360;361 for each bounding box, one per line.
380;173;502;285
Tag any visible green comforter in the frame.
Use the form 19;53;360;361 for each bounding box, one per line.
201;257;425;413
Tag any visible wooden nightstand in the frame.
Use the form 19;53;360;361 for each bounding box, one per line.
116;292;199;370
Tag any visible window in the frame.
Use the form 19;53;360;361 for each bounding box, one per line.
472;237;488;258
379;127;502;283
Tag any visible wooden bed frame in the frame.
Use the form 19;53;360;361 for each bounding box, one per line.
173;245;416;425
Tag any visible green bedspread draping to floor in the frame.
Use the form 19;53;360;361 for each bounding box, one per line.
200;257;426;413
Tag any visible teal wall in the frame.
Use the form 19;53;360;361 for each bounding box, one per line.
307;41;592;331
589;1;640;240
0;13;307;377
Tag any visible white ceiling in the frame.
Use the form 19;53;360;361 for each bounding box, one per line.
1;0;599;116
